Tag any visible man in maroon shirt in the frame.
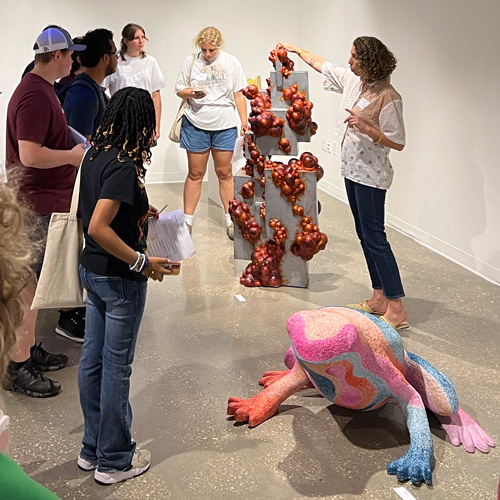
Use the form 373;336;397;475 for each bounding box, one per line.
4;27;86;398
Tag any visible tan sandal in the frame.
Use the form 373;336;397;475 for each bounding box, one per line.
346;300;383;315
379;315;410;330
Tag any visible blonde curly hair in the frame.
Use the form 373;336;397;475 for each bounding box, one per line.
194;26;224;49
353;36;397;83
0;180;38;379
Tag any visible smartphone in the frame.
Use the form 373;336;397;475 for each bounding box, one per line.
193;88;206;98
163;261;181;275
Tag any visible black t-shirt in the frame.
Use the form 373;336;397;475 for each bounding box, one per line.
80;146;149;281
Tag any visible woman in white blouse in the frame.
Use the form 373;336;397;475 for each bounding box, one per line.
103;23;165;141
282;37;409;330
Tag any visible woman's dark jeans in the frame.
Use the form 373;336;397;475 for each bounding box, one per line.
344;178;405;299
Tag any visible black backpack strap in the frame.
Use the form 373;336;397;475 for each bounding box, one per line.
57;77;99;105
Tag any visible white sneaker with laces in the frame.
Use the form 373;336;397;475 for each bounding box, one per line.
94;449;151;485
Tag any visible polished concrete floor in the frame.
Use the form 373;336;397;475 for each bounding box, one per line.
5;182;499;500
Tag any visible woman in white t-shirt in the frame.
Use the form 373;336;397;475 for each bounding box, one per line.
283;37;409;330
103;23;165;141
174;26;248;240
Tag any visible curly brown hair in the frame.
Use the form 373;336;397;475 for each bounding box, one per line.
0;179;38;379
353;36;397;83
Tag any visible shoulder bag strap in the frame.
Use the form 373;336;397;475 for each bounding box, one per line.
70;147;90;215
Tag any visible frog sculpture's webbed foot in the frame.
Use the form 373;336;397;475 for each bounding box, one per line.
259;370;290;388
387;444;434;485
437;408;495;453
228;363;310;427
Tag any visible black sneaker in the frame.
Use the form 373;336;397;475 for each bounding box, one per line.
30;342;68;371
55;308;85;343
3;359;61;398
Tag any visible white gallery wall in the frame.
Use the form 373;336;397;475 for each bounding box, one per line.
297;0;500;285
1;0;499;285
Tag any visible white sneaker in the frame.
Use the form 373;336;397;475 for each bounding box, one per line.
94;449;151;485
77;455;97;471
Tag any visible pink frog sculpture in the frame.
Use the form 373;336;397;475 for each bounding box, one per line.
227;307;495;484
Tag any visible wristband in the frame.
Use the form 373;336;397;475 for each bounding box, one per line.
129;251;141;271
139;255;149;273
375;131;384;144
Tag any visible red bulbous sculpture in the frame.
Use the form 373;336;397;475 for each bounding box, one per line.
241;181;255;199
271;161;305;203
269;44;295;78
279;137;292;154
242;84;260;100
228;199;262;245
291;216;328;261
240;241;285;288
269;218;287;248
260;202;266;219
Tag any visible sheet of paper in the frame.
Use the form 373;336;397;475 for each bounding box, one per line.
68;125;87;145
393;487;417;500
146;209;196;262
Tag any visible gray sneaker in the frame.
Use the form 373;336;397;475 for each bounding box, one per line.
185;222;192;235
94;449;151;485
77;455;97;471
226;223;234;241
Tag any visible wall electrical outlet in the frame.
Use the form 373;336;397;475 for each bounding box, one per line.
322;137;337;155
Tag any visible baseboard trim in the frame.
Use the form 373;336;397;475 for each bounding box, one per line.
318;185;500;286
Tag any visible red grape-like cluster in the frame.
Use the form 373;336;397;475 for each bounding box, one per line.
244;84;285;138
285;89;317;136
244;136;263;177
229;199;262;245
260;202;266;220
271;162;306;203
269;44;295;78
240;181;255;199
240;241;285;287
269;218;287;247
291;216;328;261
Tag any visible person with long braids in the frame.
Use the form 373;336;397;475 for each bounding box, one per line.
103;23;165;141
77;87;171;485
281;37;408;330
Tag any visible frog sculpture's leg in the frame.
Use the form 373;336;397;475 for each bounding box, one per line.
228;360;310;427
259;346;313;389
403;351;495;453
382;382;434;484
284;311;435;484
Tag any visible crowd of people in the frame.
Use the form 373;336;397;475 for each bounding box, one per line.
0;21;408;494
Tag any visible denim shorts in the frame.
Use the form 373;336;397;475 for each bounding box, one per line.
180;115;237;152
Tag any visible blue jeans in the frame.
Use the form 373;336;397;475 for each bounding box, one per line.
78;266;147;472
344;178;405;299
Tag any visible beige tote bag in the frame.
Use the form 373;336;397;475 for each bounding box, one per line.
31;160;87;309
